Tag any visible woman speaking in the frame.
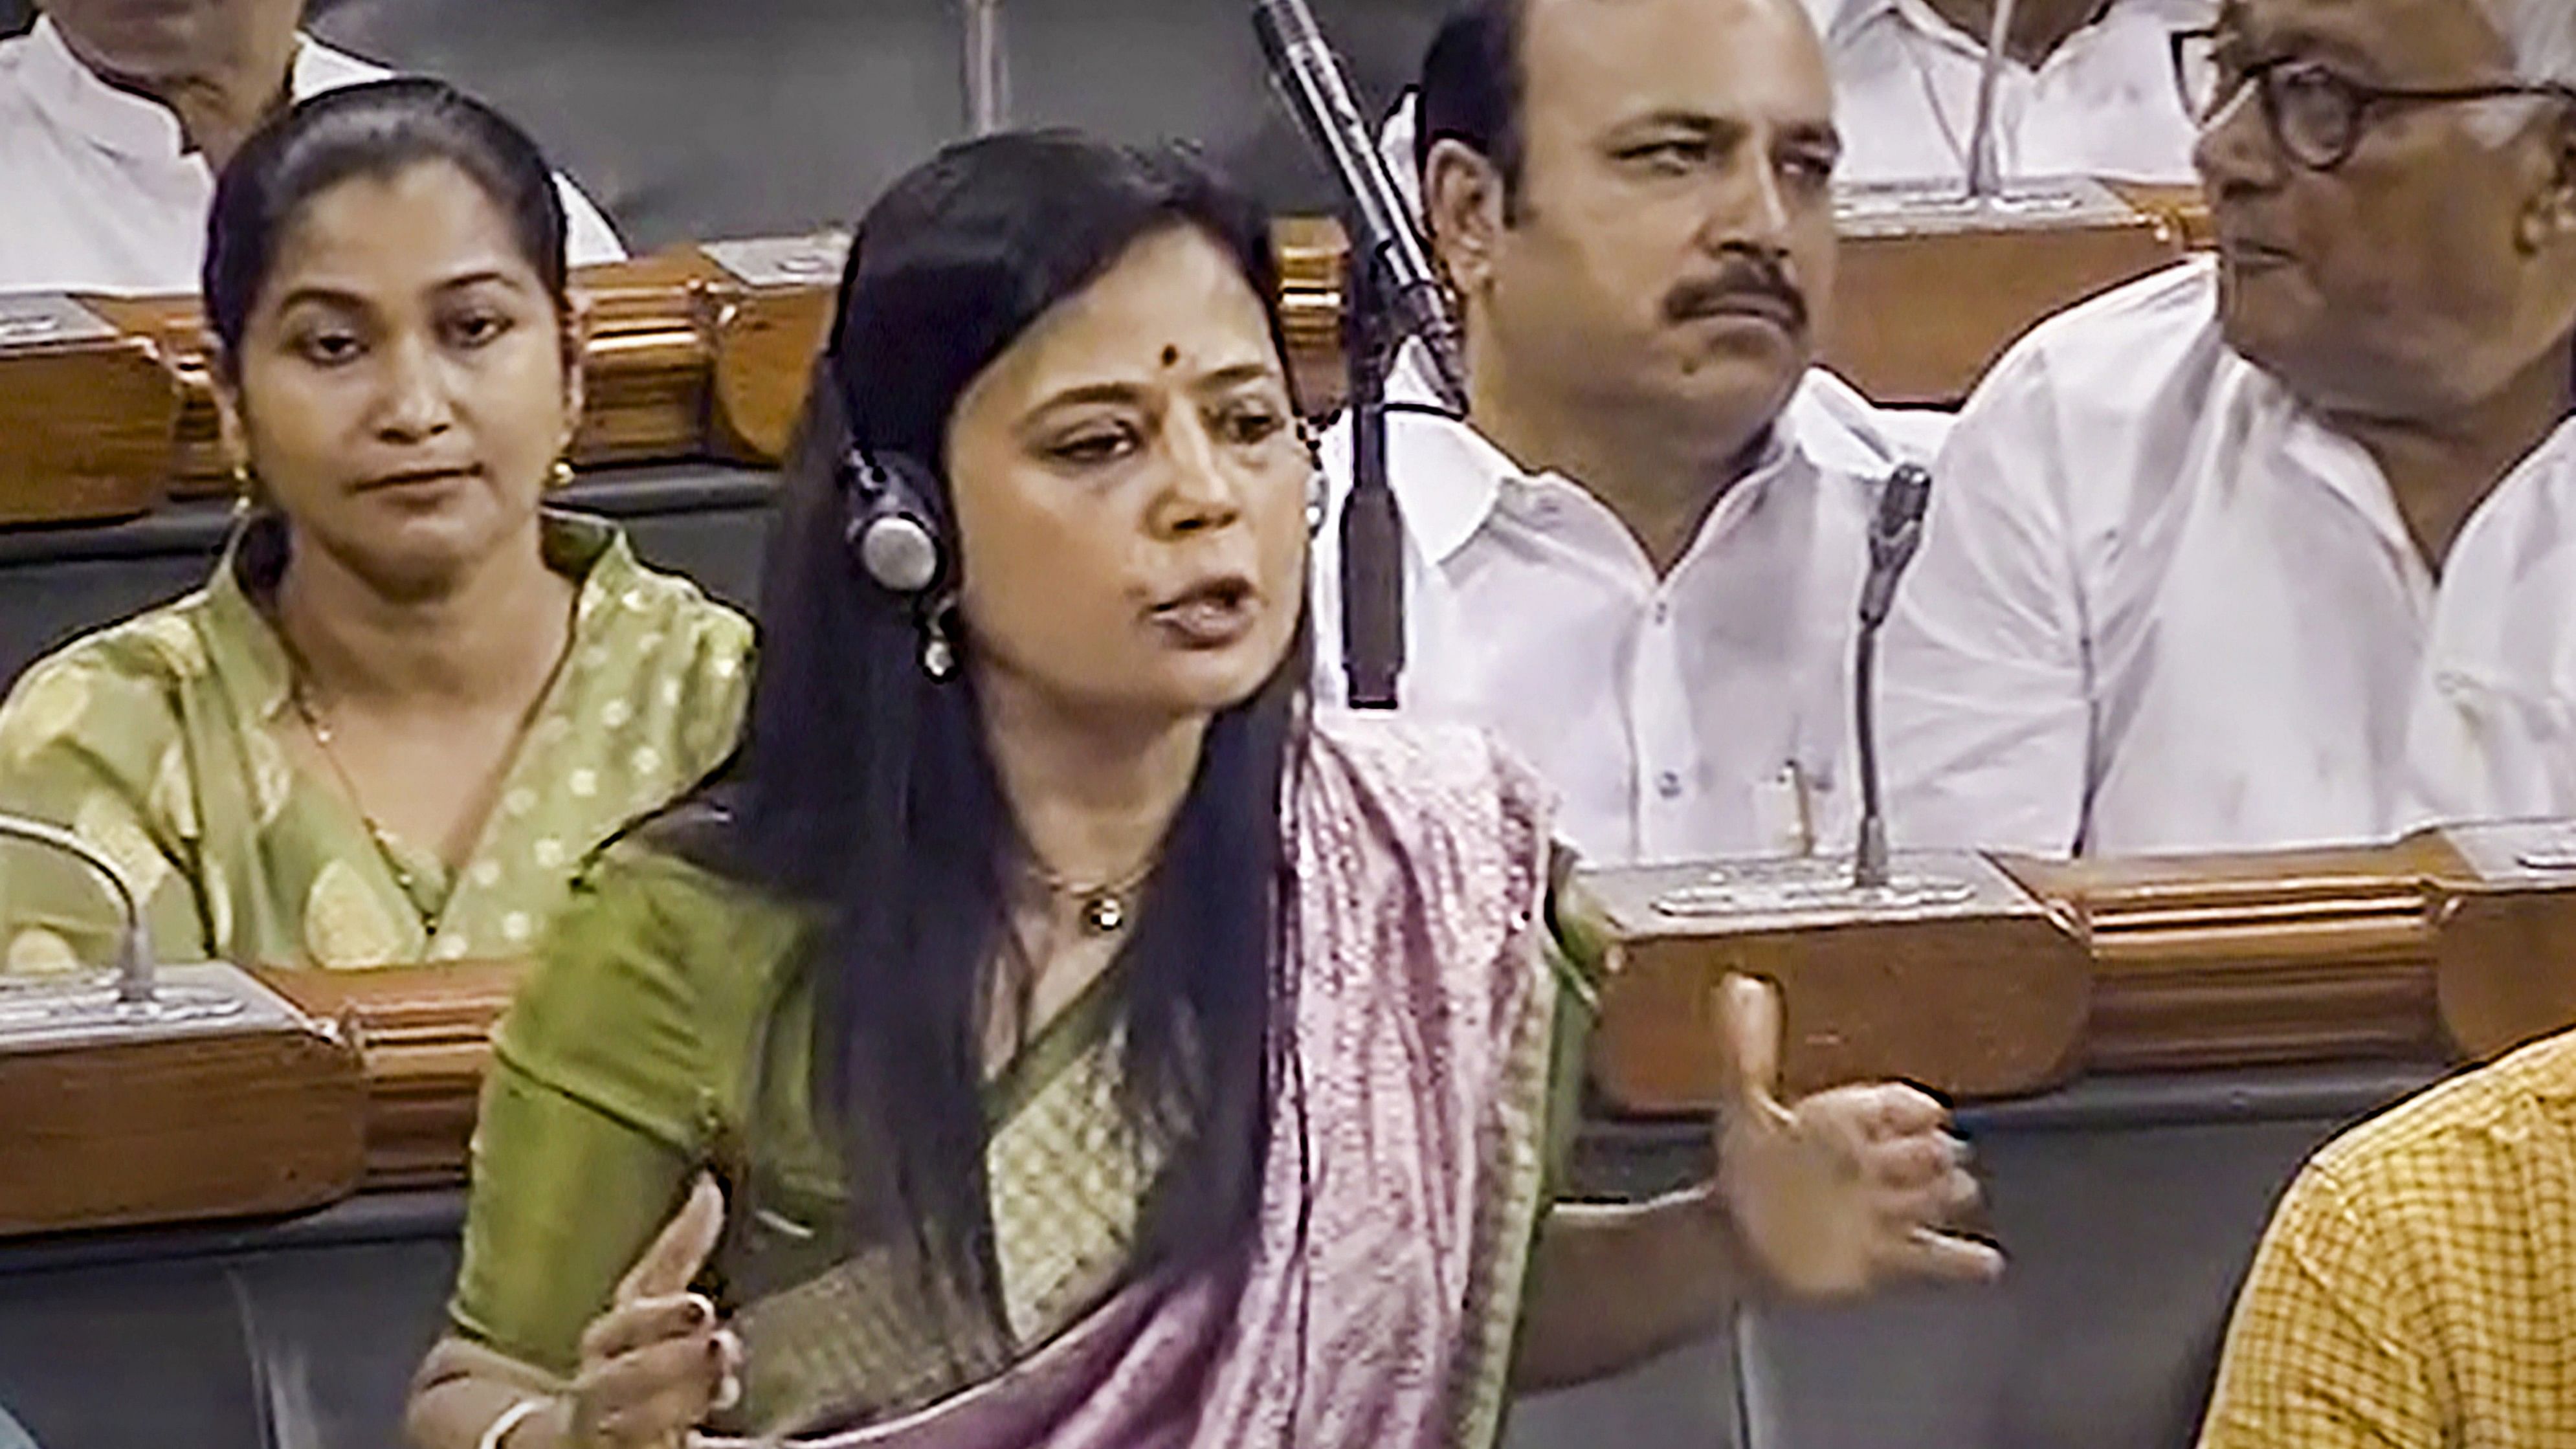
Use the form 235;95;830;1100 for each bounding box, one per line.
408;130;1995;1449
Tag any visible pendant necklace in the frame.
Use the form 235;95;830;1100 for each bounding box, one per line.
1027;850;1162;937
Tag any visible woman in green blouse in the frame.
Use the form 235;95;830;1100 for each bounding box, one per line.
406;131;1998;1449
0;80;750;973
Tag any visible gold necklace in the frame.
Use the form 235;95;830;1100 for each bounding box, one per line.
287;681;434;912
1025;850;1162;937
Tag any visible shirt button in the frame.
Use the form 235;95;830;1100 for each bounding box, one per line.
1656;770;1684;800
2436;670;2472;699
1651;600;1671;626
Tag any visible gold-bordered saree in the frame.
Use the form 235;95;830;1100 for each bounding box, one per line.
450;713;1590;1448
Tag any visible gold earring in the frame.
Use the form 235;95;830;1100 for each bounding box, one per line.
230;460;262;514
549;459;576;491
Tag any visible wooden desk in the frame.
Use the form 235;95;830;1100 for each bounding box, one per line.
1584;821;2576;1114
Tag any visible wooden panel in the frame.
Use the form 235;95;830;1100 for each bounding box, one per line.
706;280;835;465
568;250;724;468
1589;830;2576;1114
0;298;179;526
1273;215;1351;418
257;960;527;1189
74;296;225;493
1595;916;2092;1107
2432;888;2576;1063
2112;182;2218;250
0;986;365;1236
1825;206;2184;404
2004;837;2460;1072
1578;856;2093;1109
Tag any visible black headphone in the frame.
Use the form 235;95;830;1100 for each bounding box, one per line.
838;442;948;596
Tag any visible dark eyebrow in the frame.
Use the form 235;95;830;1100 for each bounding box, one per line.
267;268;529;318
267;285;372;317
1614;109;1839;155
1777;121;1842;154
1194;361;1287;395
1030;381;1153;414
1620;109;1735;138
1031;360;1284;415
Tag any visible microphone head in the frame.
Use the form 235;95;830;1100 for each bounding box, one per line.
859;514;942;594
1876;462;1933;537
1251;0;1321;52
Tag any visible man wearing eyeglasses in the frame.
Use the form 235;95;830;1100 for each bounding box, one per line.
1878;0;2576;858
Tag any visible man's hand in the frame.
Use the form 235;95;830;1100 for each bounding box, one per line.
1714;974;2004;1298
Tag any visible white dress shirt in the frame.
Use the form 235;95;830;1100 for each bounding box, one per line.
1314;351;1926;867
1804;0;2210;186
0;17;623;296
1883;257;2576;857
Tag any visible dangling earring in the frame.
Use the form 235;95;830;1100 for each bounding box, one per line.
548;458;576;491
1300;421;1328;535
920;592;960;680
230;460;259;517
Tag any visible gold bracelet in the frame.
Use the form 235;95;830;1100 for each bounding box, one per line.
477;1398;550;1449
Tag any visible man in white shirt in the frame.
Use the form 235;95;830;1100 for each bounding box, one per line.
0;0;623;295
1882;0;2576;857
1314;0;1930;867
1807;0;2212;186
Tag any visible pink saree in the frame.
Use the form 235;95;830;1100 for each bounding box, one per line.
708;713;1565;1449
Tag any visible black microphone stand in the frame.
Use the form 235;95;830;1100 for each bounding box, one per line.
1852;463;1932;888
1338;226;1405;709
1252;0;1464;711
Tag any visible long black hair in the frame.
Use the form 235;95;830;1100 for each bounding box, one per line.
204;78;571;373
676;131;1307;1325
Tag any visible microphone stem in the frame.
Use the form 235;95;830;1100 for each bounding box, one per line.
1964;0;2023;199
0;815;155;1002
1852;617;1892;889
961;0;1010;135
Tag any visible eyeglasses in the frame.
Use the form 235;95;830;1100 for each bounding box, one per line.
2170;25;2576;172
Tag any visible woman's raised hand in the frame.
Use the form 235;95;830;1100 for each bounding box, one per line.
567;1176;742;1448
1712;975;2004;1298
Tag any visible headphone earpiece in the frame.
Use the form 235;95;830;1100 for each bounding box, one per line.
839;444;947;595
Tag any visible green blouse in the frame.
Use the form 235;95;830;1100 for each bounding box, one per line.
448;841;1599;1426
0;513;752;973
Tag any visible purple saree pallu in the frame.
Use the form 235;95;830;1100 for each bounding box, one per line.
707;715;1564;1449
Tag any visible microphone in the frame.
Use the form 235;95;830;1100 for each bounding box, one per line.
1858;461;1932;630
0;814;152;1004
0;812;253;1043
1962;0;2023;199
1252;0;1467;413
1852;464;1934;887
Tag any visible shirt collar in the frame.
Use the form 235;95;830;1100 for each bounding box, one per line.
21;16;330;162
204;509;636;722
1388;342;1895;566
1856;0;2138;60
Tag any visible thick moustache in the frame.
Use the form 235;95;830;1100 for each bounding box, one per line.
1666;276;1808;333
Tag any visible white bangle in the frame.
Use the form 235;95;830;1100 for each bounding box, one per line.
478;1398;550;1449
